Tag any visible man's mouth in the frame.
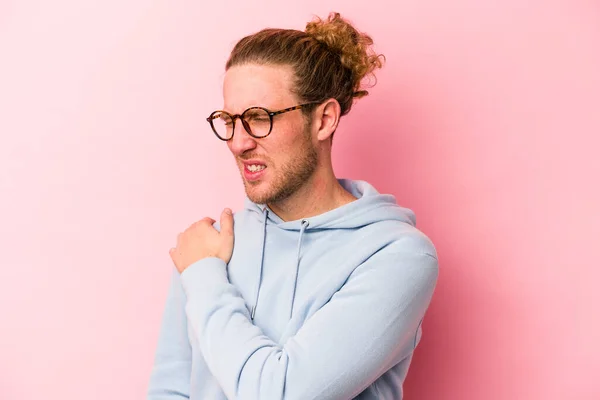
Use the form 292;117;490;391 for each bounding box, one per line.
241;160;268;182
246;164;266;172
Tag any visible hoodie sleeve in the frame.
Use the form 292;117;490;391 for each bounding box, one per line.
179;247;439;400
147;267;192;399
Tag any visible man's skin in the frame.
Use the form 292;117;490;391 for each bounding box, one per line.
169;63;357;273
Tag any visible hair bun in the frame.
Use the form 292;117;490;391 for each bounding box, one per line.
305;12;384;98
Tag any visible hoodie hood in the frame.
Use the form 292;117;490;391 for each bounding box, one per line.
244;179;416;230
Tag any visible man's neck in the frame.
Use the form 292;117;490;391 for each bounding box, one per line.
267;170;357;222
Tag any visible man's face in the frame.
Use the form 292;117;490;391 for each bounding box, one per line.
223;63;318;205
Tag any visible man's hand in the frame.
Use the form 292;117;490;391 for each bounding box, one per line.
169;208;235;274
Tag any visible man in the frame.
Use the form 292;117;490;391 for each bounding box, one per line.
148;12;438;400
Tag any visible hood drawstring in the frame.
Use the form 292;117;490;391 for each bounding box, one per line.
289;219;309;319
250;210;310;322
251;207;268;321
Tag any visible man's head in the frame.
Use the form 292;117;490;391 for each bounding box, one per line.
209;12;384;205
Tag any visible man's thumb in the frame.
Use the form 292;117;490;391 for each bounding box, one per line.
220;208;234;236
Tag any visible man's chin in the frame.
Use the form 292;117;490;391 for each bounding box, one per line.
244;183;270;204
246;194;270;205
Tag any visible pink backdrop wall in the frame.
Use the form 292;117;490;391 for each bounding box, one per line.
1;1;598;399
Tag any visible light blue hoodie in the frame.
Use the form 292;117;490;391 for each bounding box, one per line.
148;179;438;400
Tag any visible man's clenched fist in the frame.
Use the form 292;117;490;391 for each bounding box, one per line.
169;208;235;274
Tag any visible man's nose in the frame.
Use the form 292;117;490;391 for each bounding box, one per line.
228;119;257;156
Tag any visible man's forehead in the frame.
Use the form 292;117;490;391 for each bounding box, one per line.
222;64;296;112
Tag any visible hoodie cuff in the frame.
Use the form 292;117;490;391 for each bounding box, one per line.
179;257;229;301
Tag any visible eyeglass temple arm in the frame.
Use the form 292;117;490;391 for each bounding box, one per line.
269;101;322;116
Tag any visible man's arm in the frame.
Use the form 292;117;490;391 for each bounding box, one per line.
180;244;438;400
147;267;192;399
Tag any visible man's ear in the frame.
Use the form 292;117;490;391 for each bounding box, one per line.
314;99;341;142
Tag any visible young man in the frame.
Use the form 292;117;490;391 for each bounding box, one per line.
148;13;438;400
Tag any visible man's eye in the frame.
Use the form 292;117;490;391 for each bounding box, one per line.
247;115;269;121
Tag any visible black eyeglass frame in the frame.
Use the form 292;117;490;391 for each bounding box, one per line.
206;101;322;141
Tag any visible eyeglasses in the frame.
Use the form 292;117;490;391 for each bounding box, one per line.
206;102;321;141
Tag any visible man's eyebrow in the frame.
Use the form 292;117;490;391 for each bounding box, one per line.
228;105;273;114
243;108;267;114
221;102;283;114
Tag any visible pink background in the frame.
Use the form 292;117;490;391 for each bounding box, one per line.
1;1;599;399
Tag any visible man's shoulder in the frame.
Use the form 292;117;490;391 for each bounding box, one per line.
365;219;437;261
